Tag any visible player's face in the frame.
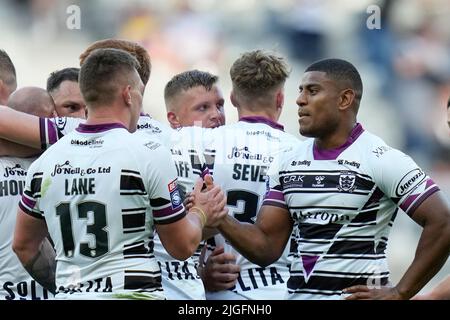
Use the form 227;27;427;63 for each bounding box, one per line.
172;85;225;128
296;71;341;138
51;80;87;119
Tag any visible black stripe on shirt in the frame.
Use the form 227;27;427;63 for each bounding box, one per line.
287;275;389;293
351;210;378;223
120;174;145;193
149;197;170;207
298;223;343;240
123;241;153;257
124;275;162;291
328;240;376;255
122;212;145;229
30;174;43;197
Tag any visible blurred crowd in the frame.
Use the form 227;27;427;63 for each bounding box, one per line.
1;0;449;293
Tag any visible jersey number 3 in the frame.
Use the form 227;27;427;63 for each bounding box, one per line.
56;201;109;258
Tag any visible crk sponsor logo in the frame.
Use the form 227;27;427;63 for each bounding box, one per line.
282;174;305;188
137;122;162;133
4;164;27;178
395;168;425;197
372;146;391;158
290;160;311;166
168;179;182;207
337;171;356;192
55;117;67;130
70;138;104;147
143;141;161;150
226;146;273;163
312;175;325;187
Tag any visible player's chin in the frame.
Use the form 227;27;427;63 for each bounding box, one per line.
299;125;314;137
298;120;307;132
208;122;221;129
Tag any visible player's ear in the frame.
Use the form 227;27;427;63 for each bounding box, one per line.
338;89;355;111
122;85;132;107
276;89;284;110
230;91;239;109
167;111;181;129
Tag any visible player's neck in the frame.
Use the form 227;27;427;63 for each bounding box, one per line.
238;109;279;123
85;105;129;129
315;121;357;150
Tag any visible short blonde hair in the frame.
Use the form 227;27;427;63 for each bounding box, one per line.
230;50;289;102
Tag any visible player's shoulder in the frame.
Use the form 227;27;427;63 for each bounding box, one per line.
137;115;170;133
49;116;85;133
360;130;411;165
0;156;33;173
131;130;170;155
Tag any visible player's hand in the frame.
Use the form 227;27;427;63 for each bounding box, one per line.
199;246;240;292
343;285;404;300
191;175;227;227
183;192;194;211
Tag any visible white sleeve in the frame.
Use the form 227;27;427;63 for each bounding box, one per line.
18;159;44;219
371;148;440;216
141;141;187;225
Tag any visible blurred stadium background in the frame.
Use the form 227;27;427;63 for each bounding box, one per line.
1;0;449;296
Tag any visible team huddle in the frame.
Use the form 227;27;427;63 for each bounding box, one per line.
0;39;449;300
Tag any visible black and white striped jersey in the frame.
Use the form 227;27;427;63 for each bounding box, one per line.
152;129;207;300
182;117;300;299
19;123;185;299
39;114;206;299
263;124;440;300
0;156;53;300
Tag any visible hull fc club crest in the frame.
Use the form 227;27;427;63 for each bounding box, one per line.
338;171;356;192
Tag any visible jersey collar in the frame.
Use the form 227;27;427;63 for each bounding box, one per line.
313;123;364;160
239;116;284;131
76;122;127;133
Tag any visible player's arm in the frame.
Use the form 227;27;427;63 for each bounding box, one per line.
12;208;56;294
346;191;450;299
0;138;41;157
394;192;450;298
0;106;42;148
217;204;293;267
345;149;450;300
156;177;227;261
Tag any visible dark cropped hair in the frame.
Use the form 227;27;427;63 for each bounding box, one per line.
305;58;363;104
79;48;140;106
47;67;80;92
